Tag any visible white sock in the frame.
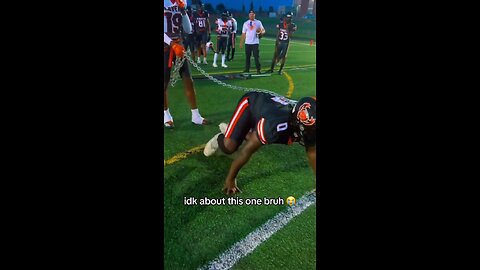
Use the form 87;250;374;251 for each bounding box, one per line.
221;54;226;65
191;108;201;119
213;53;218;64
203;56;207;61
197;57;200;61
164;109;173;122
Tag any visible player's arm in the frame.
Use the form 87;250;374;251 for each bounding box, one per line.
259;21;266;35
206;14;211;35
223;132;263;195
178;2;192;34
291;23;298;36
239;24;247;49
164;33;172;46
215;20;220;34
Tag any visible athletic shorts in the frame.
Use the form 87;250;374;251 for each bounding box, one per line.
183;34;196;53
224;93;254;143
216;36;228;54
276;42;289;59
164;41;191;82
196;31;208;45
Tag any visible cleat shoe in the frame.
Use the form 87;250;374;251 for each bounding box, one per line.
197;59;201;64
204;132;221;157
221;64;228;68
203;59;208;65
212;63;218;67
164;120;174;128
278;70;283;75
219;122;228;134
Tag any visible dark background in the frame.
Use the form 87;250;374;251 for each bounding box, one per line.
6;0;459;269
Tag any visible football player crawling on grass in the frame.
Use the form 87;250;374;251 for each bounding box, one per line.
204;92;316;195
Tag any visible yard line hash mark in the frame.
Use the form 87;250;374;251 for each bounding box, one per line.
164;144;206;166
283;71;295;98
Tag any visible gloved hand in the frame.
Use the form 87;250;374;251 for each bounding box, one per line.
176;0;186;9
171;42;185;58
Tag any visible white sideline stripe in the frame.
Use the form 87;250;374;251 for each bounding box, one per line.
198;190;316;270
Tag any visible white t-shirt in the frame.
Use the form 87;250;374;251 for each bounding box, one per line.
242;19;264;45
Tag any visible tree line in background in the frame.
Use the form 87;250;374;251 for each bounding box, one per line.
194;0;277;15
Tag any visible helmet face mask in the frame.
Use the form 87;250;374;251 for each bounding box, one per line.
221;11;228;21
290;97;316;146
285;12;293;24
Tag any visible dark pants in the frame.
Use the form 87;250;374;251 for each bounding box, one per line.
216;36;228;54
245;44;260;72
226;33;236;60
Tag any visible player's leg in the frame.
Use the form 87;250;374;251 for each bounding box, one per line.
244;44;252;72
213;36;220;67
189;34;196;60
179;63;209;125
278;43;289;75
202;32;208;64
164;46;174;128
267;43;279;73
253;44;261;73
221;37;228;68
204;95;252;156
196;34;202;63
230;33;236;60
226;33;232;61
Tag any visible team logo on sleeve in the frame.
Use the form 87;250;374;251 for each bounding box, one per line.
297;103;315;126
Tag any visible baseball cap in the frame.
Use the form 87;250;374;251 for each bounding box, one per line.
249;10;255;14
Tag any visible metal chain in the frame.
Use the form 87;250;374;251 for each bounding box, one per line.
186;54;297;105
169;55;186;88
169;52;297;105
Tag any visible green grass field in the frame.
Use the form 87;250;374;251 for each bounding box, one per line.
164;37;316;269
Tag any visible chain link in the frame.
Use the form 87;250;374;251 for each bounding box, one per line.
169;52;297;105
169;55;186;88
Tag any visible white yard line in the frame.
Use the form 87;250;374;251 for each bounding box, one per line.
198;190;316;270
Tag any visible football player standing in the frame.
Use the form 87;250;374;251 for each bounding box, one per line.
204;92;316;195
194;4;211;65
164;0;209;128
266;12;297;75
212;11;232;68
226;11;237;61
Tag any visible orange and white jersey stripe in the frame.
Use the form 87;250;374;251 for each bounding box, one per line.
257;118;267;144
225;97;249;138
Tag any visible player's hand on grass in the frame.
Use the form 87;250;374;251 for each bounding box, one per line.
223;178;241;195
171;43;185;58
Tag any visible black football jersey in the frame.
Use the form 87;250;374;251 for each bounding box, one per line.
194;11;209;32
247;92;296;145
276;22;297;43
